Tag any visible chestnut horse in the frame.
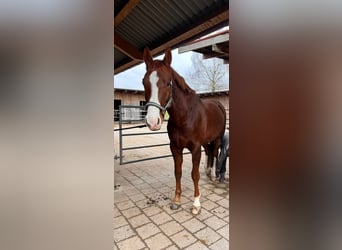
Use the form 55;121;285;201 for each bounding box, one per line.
142;48;226;214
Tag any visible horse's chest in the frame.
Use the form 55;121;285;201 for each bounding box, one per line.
167;125;198;148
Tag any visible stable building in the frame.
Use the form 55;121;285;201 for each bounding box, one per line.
114;88;229;128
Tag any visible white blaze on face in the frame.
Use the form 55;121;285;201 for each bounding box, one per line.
146;71;162;129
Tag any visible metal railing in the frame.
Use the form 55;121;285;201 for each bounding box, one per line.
117;105;173;165
116;105;223;165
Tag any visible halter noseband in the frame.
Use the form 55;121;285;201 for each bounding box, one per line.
145;82;172;114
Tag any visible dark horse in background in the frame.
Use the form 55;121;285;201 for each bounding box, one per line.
142;48;226;215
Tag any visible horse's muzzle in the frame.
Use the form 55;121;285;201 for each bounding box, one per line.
145;116;162;131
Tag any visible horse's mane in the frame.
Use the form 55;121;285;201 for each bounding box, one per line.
171;68;196;95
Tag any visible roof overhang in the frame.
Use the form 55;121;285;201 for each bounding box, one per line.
179;29;229;63
114;0;229;75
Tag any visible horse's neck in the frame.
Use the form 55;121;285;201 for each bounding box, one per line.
168;78;197;121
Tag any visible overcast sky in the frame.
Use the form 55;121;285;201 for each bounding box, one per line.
114;49;195;90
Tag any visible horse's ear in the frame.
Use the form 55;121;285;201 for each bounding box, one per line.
163;48;172;66
143;47;153;70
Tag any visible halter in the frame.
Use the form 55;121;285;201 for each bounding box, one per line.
145;82;172;114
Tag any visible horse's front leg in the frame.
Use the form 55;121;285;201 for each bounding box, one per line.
191;145;202;215
170;143;183;210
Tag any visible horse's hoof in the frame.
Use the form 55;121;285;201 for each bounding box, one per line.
191;206;201;215
170;203;181;210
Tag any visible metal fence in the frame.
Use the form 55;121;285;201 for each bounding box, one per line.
116;105;223;165
117;105;173;165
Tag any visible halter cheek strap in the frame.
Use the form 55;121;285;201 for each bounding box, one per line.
145;83;172;113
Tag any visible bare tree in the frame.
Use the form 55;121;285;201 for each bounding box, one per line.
186;53;228;92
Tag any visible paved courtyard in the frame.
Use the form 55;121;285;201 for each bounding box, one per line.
114;123;229;249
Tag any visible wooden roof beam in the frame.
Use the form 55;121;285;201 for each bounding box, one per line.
114;32;143;60
114;0;140;28
151;10;229;57
179;32;229;54
212;44;228;54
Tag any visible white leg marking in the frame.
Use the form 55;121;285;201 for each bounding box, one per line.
192;194;201;215
212;158;217;177
146;71;161;126
193;194;201;208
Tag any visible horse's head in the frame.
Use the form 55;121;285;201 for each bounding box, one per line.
142;48;173;131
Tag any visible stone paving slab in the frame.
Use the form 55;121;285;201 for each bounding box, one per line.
114;124;229;249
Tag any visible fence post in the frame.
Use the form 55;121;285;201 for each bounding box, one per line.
119;105;123;165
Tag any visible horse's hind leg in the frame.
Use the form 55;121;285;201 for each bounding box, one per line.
170;143;183;210
205;142;214;177
191;145;202;215
213;138;222;180
206;140;221;180
219;155;227;182
216;147;223;178
202;144;210;176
